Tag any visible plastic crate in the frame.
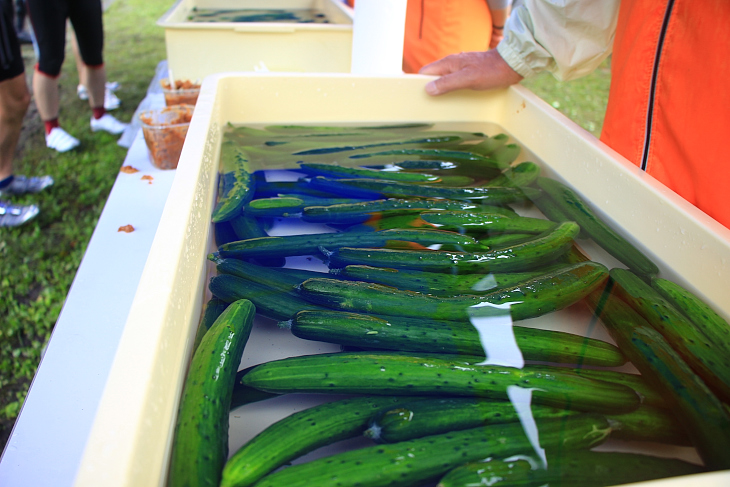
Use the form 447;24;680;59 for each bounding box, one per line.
75;73;730;487
157;0;354;81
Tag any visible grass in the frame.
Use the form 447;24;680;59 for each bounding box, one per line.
0;1;611;451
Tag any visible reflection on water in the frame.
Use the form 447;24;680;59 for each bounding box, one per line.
507;386;547;469
467;301;524;368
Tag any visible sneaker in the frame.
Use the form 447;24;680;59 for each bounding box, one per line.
78;82;121;110
46;127;80;152
0;175;54;197
0;200;39;227
90;113;128;135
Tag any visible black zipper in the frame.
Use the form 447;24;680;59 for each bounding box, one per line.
641;0;676;171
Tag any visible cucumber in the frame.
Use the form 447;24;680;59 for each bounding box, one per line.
610;268;730;402
297;261;609;322
252;414;610;487
242;351;641;414
485;161;540;188
332;263;573;295
211;146;254;223
220;396;426;487
168;299;256;487
466;133;509;156
228;214;286;267
327;221;581;273
252;180;343;199
285;310;625;367
477;232;537;249
489;143;521;167
586;282;730;470
364;397;577;443
437;450;705;487
213;257;327;293
297;162;441;183
291;135;464;156
243;195;359;218
349;147;503;166
191;298;228;354
607;403;690;445
230;366;279;410
565;367;665;410
217;228;476;259
419;210;558;234
651;277;730;357
209;274;331;321
535;176;659;276
214;221;239;246
308;176;535;203
300;198;507;225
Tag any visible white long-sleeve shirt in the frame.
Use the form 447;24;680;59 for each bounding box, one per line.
497;0;620;81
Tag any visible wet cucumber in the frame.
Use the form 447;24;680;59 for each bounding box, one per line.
419;210;557;234
297;162;441;183
327;221;581;273
228;214;286;267
332;262;573;295
485;161;540;188
300;198;508;225
213;257;327;293
297;261;609;322
252;414;611;487
308;176;535;203
221;396;426;487
535;176;659;276
168;299;256;487
211;145;254;223
242;351;641;414
191;298;228;354
437;450;705;487
607;403;690;445
610;268;730;402
209;274;330;321
586;282;730;470
217;228;477;259
651;277;730;357
243;195;359;218
284;309;625;366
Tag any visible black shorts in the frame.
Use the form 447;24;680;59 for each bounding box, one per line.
27;0;103;77
0;0;25;82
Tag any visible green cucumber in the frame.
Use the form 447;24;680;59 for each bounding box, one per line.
252;414;611;487
191;298;228;354
243;195;358;218
607;403;690;445
365;397;577;443
610;268;730;402
168;299;256;487
565;367;665;410
230;366;280;410
332;263;572;295
437;450;705;487
211;146;254;223
220;396;426;487
242;351;641;414
285;309;625;366
252;179;343;199
535;176;659;276
228;214;286;267
300;198;508;225
297;261;608;322
651;277;730;357
213;257;327;293
217;228;476;259
327;221;581;273
214;221;239;247
308;176;535;203
419;210;558;234
297;162;441;182
485;161;540;188
349;147;503;165
291;135;464;156
476;232;537;249
586;282;730;470
209;274;330;321
489;143;521;167
466;133;509;156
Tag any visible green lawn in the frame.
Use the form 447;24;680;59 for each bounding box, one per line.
0;1;611;450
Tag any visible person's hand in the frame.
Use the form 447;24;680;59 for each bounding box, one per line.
419;50;523;96
489;30;504;49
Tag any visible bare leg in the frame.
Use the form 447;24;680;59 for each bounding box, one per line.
0;72;31;180
32;69;60;122
83;64;106;109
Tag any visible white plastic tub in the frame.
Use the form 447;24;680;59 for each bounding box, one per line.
157;0;354;80
75;73;730;487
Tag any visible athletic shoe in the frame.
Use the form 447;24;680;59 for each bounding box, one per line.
46;127;80;152
0;175;54;197
0;200;39;227
90;114;128;135
77;83;121;110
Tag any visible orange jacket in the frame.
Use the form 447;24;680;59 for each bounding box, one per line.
601;0;730;228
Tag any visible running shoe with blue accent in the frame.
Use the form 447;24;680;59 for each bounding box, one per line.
0;175;54;197
0;200;39;227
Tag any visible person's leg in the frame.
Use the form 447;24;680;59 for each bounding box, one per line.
0;72;30;181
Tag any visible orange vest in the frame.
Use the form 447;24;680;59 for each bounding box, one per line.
601;0;730;228
402;0;492;74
